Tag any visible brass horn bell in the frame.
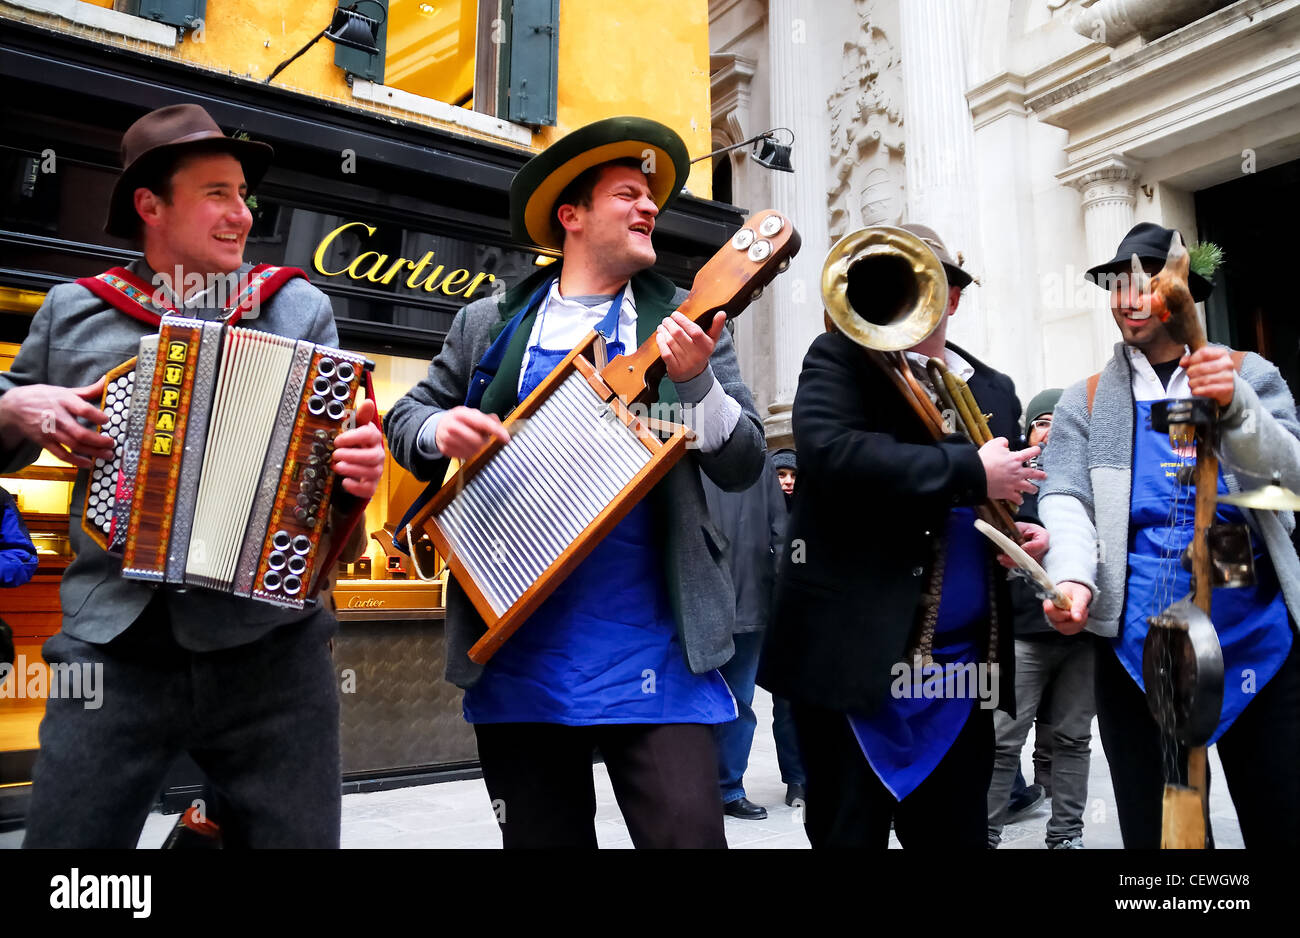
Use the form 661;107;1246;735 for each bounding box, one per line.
821;225;949;351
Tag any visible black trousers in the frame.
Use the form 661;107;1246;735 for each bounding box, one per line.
792;701;994;848
472;722;727;848
1095;632;1300;848
23;594;341;848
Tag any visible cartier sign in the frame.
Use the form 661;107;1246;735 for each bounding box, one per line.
312;221;497;298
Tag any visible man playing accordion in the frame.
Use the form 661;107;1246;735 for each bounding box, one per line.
0;104;384;848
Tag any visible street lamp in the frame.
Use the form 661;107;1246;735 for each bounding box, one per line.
691;128;795;173
265;1;386;85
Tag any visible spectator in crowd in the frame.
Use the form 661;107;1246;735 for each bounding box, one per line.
768;448;806;807
987;389;1097;849
703;450;788;819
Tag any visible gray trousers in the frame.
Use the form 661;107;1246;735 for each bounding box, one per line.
987;634;1096;845
23;594;341;848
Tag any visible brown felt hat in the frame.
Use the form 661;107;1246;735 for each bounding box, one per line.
105;104;274;238
899;222;974;290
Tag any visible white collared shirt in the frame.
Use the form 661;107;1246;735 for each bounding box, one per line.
519;280;639;379
416;282;742;457
1127;344;1192;402
903;346;975;404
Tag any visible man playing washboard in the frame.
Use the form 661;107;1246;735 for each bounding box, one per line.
385;117;766;848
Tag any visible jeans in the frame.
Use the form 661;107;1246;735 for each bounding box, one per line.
987;634;1096;845
715;630;763;804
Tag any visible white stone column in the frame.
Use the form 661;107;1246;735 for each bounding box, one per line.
1064;157;1142;365
764;0;832;447
898;0;986;356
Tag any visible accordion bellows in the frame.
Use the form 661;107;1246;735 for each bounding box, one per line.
84;317;368;609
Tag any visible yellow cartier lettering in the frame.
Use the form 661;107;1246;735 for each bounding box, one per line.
312;221;375;277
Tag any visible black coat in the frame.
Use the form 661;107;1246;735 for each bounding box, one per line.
759;331;1022;717
701;452;788;634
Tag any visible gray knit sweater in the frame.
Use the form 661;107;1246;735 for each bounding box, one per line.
1040;342;1300;637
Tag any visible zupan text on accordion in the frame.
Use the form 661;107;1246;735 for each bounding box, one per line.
83;317;373;609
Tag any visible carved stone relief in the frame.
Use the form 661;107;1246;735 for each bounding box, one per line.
827;0;906;240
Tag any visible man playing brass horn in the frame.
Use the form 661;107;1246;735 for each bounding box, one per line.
761;223;1047;848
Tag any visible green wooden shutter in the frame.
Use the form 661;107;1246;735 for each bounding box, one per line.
504;0;558;126
334;0;388;85
122;0;206;29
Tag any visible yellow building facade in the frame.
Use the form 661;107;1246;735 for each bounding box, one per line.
0;0;714;194
0;0;738;801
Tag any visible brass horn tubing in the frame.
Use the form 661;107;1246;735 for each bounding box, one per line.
889;352;949;437
946;371;991;447
924;361;1022;542
821;226;949;353
952;377;996;447
926;360;964;437
867;350;947;437
926;357;991;447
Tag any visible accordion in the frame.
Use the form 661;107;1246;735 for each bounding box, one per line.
405;209;800;663
83;317;370;609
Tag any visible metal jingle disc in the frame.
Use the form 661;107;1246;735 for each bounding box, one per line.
1218;472;1300;511
1143;598;1224;747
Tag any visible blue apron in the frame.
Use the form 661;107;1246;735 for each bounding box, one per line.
1117;400;1293;744
848;507;988;800
463;284;737;725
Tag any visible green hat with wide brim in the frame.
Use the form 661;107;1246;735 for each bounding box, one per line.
510;116;690;251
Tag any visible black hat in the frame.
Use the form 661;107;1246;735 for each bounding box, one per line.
106;104;273;238
772;449;797;472
1086;222;1213;303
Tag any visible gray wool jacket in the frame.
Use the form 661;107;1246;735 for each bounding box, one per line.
1040;341;1300;637
383;265;767;689
0;261;341;650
